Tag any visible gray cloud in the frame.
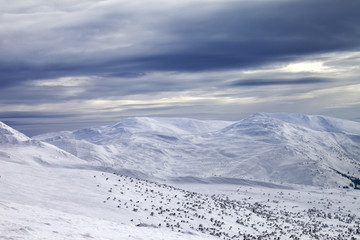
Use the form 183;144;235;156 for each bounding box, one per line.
1;0;359;87
231;78;332;87
0;111;77;119
0;0;359;134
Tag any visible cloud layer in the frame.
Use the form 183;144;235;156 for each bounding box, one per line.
0;0;359;135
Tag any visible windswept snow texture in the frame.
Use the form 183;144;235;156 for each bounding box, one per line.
35;113;360;188
0;121;30;144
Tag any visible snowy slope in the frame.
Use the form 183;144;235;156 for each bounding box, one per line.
0;121;30;143
1;119;360;239
0;121;86;167
0;161;220;240
0;121;215;239
1;158;360;240
35;114;360;188
258;112;360;134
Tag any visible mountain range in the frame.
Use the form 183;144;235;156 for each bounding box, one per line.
1;113;360;239
31;112;360;189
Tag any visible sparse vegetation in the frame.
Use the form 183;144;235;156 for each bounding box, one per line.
96;172;360;240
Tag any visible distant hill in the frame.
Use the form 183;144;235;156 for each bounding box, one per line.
33;113;360;189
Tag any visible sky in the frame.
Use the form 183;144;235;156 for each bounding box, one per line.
0;0;359;136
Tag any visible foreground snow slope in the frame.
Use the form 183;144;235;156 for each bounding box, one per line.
1;157;360;239
0;162;219;240
35;113;360;188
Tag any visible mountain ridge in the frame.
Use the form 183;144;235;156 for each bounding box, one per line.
0;121;87;167
32;113;360;189
0;121;30;144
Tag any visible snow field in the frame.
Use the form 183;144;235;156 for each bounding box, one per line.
1;160;359;240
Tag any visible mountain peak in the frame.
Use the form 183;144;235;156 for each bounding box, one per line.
249;112;360;134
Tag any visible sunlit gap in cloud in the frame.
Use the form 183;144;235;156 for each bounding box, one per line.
243;51;360;75
32;76;93;87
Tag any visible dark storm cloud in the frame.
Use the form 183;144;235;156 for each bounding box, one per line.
136;0;359;71
0;0;359;88
0;75;188;105
231;78;332;87
0;82;79;104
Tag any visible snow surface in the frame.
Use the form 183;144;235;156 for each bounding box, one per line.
0;122;87;167
0;121;30;144
1;160;359;239
0;161;217;240
34;113;360;188
1;116;360;239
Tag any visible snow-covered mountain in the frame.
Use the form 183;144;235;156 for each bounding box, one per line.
34;113;360;189
0;121;86;167
0;121;30;144
1;118;360;239
0;121;220;240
